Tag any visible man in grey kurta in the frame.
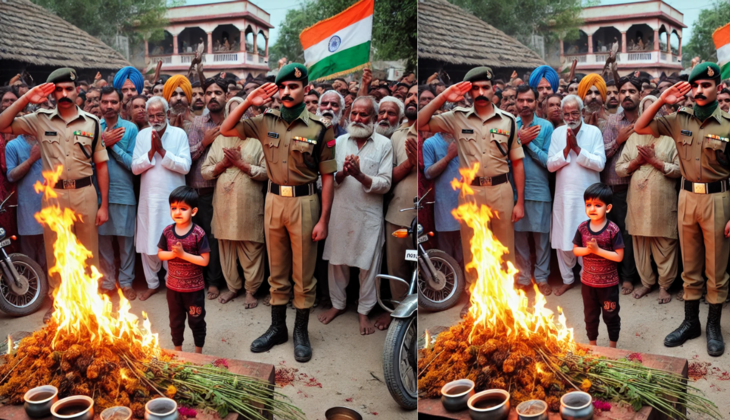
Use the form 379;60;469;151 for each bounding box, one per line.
319;97;393;335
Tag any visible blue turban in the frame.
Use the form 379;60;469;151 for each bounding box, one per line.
113;66;144;95
529;65;559;93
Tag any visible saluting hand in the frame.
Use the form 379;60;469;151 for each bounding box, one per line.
247;83;278;107
442;81;471;103
26;83;55;104
660;82;692;105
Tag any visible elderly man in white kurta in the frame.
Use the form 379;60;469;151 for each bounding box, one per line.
132;96;192;301
319;97;393;335
547;95;606;296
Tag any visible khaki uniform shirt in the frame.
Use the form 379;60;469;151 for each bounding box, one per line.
385;124;417;227
428;106;524;178
648;106;730;183
11;107;108;179
235;107;336;186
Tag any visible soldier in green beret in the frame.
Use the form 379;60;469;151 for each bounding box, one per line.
417;66;526;318
220;62;336;362
0;67;110;322
635;62;730;357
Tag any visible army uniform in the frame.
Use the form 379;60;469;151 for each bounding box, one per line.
9;68;108;291
428;67;524;285
656;62;729;357
236;63;336;363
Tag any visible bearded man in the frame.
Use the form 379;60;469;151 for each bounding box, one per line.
602;76;642;296
113;66;144;120
578;74;609;131
163;75;195;133
529;65;559;118
376;96;404;138
187;78;227;303
191;81;206;116
317;90;347;137
605;80;620;114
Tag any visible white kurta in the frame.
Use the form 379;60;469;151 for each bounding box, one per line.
323;132;393;270
132;126;192;255
547;124;606;251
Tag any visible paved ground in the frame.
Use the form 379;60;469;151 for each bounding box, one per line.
419;276;730;420
1;281;414;420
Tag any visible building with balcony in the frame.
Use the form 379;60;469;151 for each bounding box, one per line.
145;0;272;79
559;0;685;78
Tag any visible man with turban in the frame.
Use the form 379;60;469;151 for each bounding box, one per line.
163;75;195;133
114;66;144;120
529;65;558;118
635;62;730;357
578;74;608;131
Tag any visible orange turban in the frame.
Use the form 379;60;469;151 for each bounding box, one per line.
577;74;607;102
162;75;192;103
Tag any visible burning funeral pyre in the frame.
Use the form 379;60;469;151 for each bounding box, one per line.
0;167;304;420
417;164;721;419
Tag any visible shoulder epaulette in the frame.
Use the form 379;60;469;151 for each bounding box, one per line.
453;106;471;113
265;108;280;117
310;113;331;128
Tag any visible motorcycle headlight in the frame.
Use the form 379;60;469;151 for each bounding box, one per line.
0;227;6;239
416;224;423;236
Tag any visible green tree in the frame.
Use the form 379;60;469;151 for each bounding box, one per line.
447;0;586;48
270;0;416;71
31;0;169;51
682;2;730;67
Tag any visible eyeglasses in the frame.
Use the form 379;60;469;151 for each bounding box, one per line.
148;113;166;121
563;112;581;119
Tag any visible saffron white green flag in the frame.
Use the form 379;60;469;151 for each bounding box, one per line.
714;22;730;80
300;0;373;81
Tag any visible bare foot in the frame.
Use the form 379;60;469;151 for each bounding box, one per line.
262;294;272;306
675;291;684;302
460;301;471;318
207;286;220;300
374;311;392;330
633;285;651;299
537;282;552;296
218;290;237;304
359;313;375;335
244;291;258;309
621;281;634;295
658;287;672;304
122;286;137;301
138;288;158;301
317;307;344;324
553;283;574;296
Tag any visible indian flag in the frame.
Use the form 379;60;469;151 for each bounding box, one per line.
713;22;730;80
300;0;373;81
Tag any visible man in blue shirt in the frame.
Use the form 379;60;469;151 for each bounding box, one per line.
513;85;553;295
98;86;138;300
6;135;45;272
423;131;462;268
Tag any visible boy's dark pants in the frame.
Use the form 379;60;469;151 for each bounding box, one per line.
167;288;207;347
582;283;621;342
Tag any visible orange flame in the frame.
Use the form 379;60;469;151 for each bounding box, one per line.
6;335;11;355
33;166;159;353
451;164;574;350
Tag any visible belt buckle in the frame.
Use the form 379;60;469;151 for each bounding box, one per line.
693;183;706;194
63;179;75;189
280;186;293;197
479;177;492;186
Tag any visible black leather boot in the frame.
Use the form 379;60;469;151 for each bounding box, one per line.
707;303;725;357
293;308;312;362
664;299;701;347
250;305;288;353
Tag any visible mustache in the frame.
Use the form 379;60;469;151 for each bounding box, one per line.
208;99;219;106
58;98;73;104
695;94;706;100
282;95;294;102
475;96;489;102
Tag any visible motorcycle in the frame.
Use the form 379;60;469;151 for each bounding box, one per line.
0;192;48;316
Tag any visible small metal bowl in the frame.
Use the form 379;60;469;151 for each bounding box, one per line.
101;406;132;420
441;379;475;412
51;395;94;420
560;391;594;420
324;406;363;420
516;400;548;420
467;389;510;420
24;385;59;418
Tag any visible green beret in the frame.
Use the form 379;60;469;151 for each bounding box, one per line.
463;66;494;83
275;63;308;85
689;62;721;84
47;68;78;84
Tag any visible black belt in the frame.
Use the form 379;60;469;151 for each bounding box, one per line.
682;178;730;194
53;176;93;190
268;182;316;197
470;174;508;187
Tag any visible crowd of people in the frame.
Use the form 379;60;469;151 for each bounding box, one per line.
417;62;730;358
0;62;419;361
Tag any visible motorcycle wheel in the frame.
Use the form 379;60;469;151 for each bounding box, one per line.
418;249;463;311
0;254;47;316
382;316;417;410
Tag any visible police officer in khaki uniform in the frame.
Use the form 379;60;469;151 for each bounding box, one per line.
636;62;730;357
418;66;526;317
0;68;110;321
221;63;335;362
